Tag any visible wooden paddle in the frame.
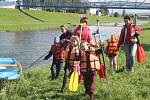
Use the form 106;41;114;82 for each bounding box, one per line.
0;64;22;71
0;64;18;67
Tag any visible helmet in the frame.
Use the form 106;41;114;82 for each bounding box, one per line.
54;37;60;43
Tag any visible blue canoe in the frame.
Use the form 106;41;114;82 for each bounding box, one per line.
0;58;22;80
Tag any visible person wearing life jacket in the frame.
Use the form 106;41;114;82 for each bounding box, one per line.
74;17;92;43
106;34;119;71
61;36;81;93
80;41;102;100
73;16;92;84
44;37;65;80
117;15;142;72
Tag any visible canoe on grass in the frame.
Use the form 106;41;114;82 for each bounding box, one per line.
0;58;22;80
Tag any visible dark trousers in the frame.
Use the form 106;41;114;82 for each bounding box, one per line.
51;61;64;80
82;71;97;100
61;63;73;92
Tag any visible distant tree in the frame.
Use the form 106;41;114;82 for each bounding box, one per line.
114;12;119;17
100;8;109;16
122;9;125;17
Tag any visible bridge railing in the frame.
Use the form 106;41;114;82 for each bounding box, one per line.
20;2;150;9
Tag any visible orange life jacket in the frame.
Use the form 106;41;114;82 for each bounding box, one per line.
66;46;80;67
51;44;65;61
107;40;118;56
80;46;100;72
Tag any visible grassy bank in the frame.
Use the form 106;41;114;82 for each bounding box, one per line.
0;8;122;32
0;23;150;100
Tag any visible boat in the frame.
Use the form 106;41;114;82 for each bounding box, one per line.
0;58;22;80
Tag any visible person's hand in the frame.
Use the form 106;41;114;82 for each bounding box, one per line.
44;55;49;60
60;39;71;49
134;31;139;37
96;48;102;55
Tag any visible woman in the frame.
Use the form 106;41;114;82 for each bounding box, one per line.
74;17;92;43
117;15;142;72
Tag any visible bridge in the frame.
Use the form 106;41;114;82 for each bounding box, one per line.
19;1;150;10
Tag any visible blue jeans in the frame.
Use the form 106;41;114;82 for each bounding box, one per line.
124;43;137;71
51;61;64;80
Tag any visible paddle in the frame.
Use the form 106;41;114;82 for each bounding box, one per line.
69;66;79;91
0;64;18;67
96;19;107;78
96;20;112;98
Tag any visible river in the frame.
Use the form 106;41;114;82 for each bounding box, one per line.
0;20;147;68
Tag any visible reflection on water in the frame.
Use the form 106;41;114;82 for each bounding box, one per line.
0;25;123;68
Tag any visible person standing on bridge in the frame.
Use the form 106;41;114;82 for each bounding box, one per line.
117;15;142;72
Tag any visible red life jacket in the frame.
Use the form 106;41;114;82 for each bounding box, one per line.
51;44;65;61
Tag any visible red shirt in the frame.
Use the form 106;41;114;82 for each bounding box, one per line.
117;23;142;49
74;26;92;43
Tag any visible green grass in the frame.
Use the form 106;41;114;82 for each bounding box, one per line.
0;23;150;100
0;9;150;100
0;8;123;32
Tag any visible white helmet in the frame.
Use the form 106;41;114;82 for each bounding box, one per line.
54;37;60;43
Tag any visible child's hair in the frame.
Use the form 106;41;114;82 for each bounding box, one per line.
80;17;88;24
110;34;119;41
124;15;131;21
60;25;68;30
71;36;79;46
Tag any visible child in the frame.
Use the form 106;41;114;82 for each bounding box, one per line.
106;34;119;71
44;37;65;80
80;41;102;100
61;36;80;93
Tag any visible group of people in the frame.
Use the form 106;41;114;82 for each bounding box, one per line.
43;15;142;100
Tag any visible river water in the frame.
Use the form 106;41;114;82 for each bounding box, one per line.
0;20;147;68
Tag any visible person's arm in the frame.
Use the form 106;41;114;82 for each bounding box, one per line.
44;47;52;60
73;26;80;37
87;29;92;43
133;25;142;37
117;27;124;51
